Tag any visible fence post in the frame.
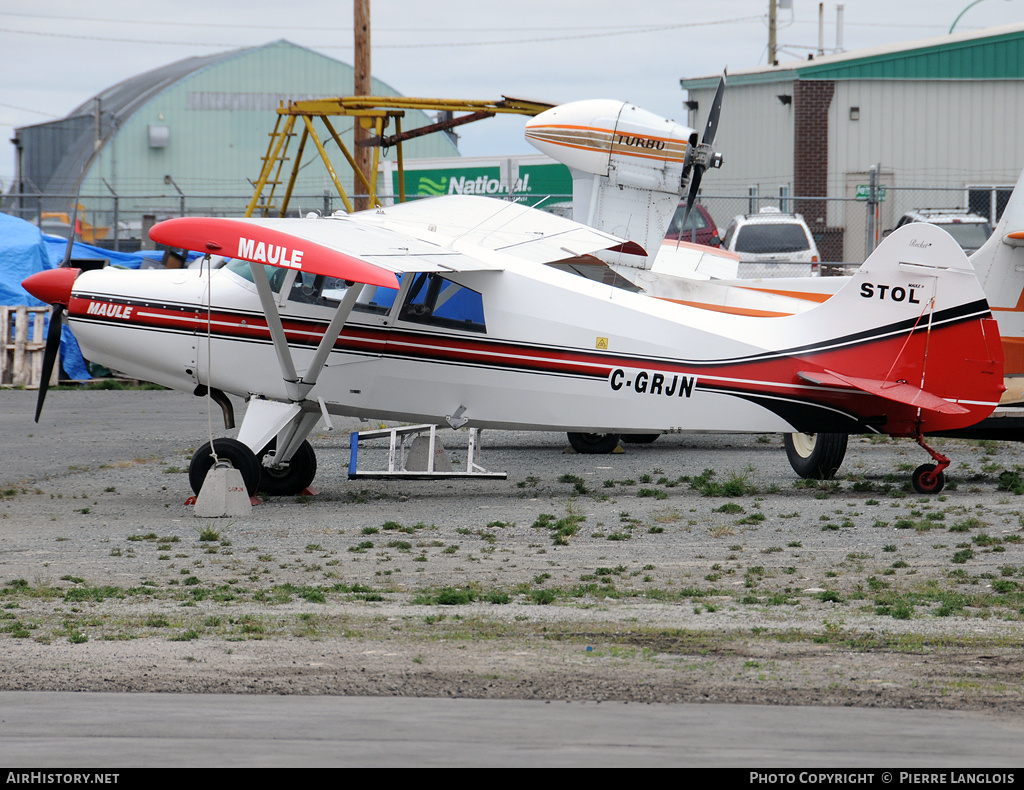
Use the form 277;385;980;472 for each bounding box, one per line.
865;164;878;255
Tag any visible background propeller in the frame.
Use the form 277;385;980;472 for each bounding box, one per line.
680;71;726;229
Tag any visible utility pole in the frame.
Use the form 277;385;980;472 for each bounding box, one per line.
768;0;778;65
354;0;371;211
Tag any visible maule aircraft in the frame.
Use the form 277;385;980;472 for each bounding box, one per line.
22;85;1006;498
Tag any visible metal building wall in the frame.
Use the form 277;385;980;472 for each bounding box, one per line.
80;41;457;205
829;79;1024;191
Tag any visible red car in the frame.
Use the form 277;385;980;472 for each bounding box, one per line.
663;203;720;247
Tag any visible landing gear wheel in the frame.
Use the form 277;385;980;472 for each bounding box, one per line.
189;438;260;497
258;439;318;496
567;432;621;454
622;433;660;444
783;432;848;479
912;463;945;495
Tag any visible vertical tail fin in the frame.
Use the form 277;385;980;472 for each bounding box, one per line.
780;223;1003;435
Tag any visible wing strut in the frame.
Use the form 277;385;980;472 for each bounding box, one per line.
250;263;364;402
251;263;302;401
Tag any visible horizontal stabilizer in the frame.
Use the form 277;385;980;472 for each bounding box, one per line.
797;369;970;416
150;217;400;289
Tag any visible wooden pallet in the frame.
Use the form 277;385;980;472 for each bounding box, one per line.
1;305;55;389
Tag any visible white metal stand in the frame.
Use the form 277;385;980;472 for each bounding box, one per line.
348;424;506;480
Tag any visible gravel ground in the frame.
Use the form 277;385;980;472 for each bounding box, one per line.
3;388;1024;712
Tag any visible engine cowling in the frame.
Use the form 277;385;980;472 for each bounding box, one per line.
525;100;694;192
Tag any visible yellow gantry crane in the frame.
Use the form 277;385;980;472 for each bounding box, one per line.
245;96;554;218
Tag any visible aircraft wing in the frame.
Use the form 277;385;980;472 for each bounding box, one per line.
151;198;641;285
346;195;646;264
150;216;404;288
797;370;971;416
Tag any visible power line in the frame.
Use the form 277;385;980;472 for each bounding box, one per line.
0;9;750;33
0;16;764;49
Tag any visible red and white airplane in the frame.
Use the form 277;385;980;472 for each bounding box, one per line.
22;89;1005;498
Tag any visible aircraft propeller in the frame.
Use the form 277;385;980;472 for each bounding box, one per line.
680;71;726;229
33;203;79;422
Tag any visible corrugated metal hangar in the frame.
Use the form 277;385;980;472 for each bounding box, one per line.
680;23;1024;262
12;40;457;217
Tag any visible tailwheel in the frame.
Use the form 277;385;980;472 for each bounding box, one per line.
258;439;318;496
189;438;261;497
567;432;621;454
912;464;945;495
912;435;951;495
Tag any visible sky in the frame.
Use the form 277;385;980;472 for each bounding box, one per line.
1;0;1022;186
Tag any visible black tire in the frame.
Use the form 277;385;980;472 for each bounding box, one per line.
258;439;318;496
621;434;660;444
912;463;945;495
783;432;848;479
566;432;621;454
189;438;260;497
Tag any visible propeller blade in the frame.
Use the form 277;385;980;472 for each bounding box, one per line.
35;304;64;423
680;165;705;230
680;70;726;230
702;71;726;147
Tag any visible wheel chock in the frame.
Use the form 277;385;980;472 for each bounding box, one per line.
193;462;252;518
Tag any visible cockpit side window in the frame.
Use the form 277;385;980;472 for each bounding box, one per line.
398;273;486;333
286;272;399;316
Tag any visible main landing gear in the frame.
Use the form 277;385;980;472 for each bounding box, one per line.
189;438;318;497
566;432;621;454
783;433;848;480
565;432;661;453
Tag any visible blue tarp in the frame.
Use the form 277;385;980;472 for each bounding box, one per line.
38;234;168;270
1;214;99;380
3;214;200;381
0;212;53;307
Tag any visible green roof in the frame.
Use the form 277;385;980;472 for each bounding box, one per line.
681;24;1024;90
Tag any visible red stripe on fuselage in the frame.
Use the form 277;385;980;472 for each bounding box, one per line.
67;294;1001;435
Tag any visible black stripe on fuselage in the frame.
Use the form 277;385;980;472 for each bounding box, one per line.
69;292;991;376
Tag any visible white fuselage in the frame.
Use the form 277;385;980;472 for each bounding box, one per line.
63;222;1003;443
68;262;799;435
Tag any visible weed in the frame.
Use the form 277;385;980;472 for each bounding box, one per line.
998;470;1024;495
952;549;975;564
691;468;756;497
559;474;588;495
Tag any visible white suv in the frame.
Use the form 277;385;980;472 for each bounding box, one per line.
720;208;820;276
893;209;992;254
